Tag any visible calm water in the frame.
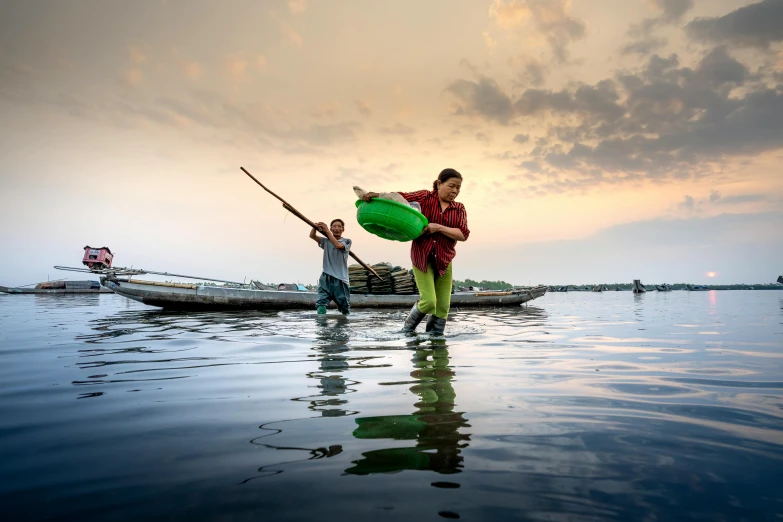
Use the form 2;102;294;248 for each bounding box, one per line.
1;290;782;521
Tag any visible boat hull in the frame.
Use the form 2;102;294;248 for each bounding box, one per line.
102;278;547;310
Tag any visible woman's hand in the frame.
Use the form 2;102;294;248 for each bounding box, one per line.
361;191;380;202
421;223;442;235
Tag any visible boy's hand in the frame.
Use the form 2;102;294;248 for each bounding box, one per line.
361;192;379;202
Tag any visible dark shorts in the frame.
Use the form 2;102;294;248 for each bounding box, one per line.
316;272;351;313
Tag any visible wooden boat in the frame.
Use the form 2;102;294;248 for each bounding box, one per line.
655;284;672;291
632;279;647;293
101;276;547;310
0;281;112;294
687;285;710;291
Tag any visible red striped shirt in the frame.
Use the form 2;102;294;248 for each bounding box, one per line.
398;189;470;276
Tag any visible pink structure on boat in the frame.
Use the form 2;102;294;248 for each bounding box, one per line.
82;246;113;270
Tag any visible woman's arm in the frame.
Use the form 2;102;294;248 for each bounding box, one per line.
421;223;466;242
361;190;430;203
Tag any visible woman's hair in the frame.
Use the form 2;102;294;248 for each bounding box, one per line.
433;168;462;191
330;218;345;227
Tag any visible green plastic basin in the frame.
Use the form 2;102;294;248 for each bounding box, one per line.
355;199;428;242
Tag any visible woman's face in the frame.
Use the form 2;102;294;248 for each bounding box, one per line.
437;177;462;203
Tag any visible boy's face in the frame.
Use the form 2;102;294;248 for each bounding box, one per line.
330;221;344;239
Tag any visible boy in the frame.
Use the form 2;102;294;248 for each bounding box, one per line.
310;219;352;314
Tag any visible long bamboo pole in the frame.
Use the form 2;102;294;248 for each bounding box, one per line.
240;167;382;280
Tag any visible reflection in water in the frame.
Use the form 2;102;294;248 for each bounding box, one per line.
243;315;393;483
346;343;470;479
302;315;355;418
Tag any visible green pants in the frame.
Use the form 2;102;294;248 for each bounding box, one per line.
413;262;453;319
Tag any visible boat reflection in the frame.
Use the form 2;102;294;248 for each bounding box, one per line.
345;341;471;477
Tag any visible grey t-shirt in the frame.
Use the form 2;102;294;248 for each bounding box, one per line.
319;237;351;284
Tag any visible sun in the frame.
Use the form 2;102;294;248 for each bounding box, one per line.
707;272;716;278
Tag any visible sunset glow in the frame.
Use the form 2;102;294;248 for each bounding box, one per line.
707;272;717;278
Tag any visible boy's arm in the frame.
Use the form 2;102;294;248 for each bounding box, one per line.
309;226;321;245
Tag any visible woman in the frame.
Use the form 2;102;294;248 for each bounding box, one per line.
362;168;469;334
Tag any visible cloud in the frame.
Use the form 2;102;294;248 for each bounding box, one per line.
380;123;416;135
513;133;530;144
447;46;782;191
710;193;769;205
621;36;667;56
445;77;514;124
488;0;586;62
184;62;201;80
282;23;303;48
509;55;547;86
679;194;696;211
650;0;693;23
295;122;361;145
225;55;249;82
355;99;372;118
621;0;691;57
686;0;783;49
257;55;268;70
289;0;306;15
128;45;147;64
122;68;144;87
311;101;339;118
482;31;498;49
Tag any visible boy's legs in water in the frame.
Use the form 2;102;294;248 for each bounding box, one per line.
316;273;330;314
316;273;351;315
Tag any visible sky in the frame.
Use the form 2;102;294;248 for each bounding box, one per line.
1;0;782;287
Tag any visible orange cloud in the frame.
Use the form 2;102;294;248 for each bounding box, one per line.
283;24;303;48
489;0;532;29
289;0;306;14
122;68;144;87
257;55;268;70
185;62;201;80
225;55;249;82
355;100;371;118
483;31;498;48
128;46;147;64
311;101;339;118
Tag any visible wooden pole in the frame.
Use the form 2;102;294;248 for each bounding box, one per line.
240;167;382;280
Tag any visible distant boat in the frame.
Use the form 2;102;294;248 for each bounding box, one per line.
777;275;783;284
592;284;608;292
687;285;710;291
0;280;112;294
632;279;646;293
655;284;672;291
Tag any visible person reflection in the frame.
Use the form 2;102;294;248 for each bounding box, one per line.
300;314;354;417
242;316;353;483
345;341;470;475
